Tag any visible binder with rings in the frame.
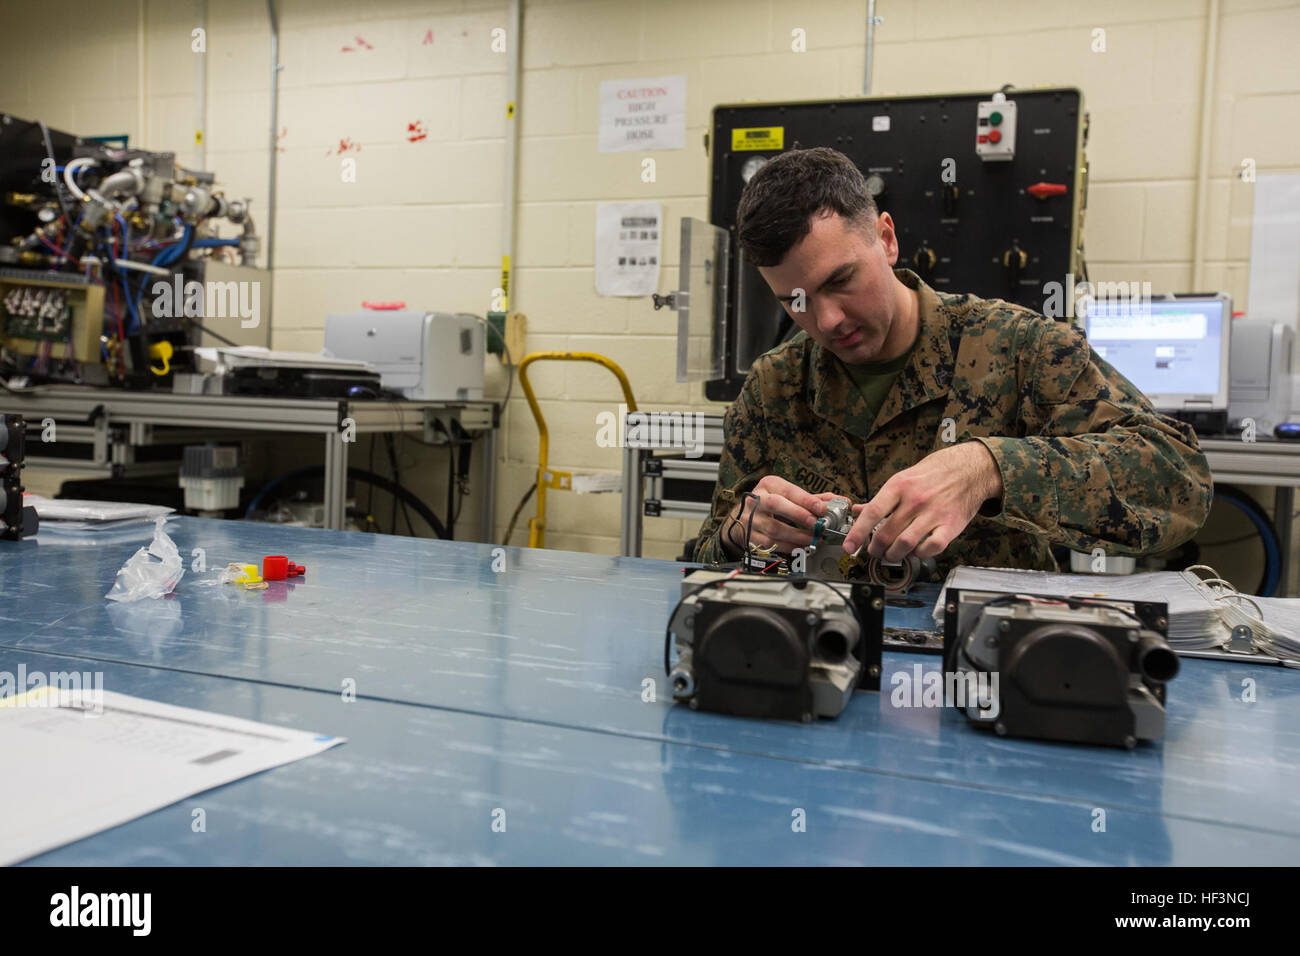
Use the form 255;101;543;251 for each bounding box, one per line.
1185;565;1300;665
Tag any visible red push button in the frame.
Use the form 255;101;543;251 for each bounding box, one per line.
988;129;1002;144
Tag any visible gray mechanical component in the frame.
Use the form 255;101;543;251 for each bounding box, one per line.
944;589;1178;748
806;495;935;590
668;570;879;721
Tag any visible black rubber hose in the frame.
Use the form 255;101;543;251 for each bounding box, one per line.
247;465;447;539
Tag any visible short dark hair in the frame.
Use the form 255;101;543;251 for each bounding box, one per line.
736;147;878;267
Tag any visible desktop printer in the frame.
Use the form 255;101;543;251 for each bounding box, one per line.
1228;320;1294;435
324;309;485;401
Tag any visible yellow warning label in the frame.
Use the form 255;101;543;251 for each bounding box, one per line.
195;130;203;145
732;127;783;151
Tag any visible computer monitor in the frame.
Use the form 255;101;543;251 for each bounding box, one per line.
1083;292;1231;416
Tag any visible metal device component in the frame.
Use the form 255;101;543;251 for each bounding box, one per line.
667;569;884;721
179;442;245;512
0;113;265;386
975;92;1017;161
822;496;852;531
942;587;1178;747
0;413;39;540
805;495;935;590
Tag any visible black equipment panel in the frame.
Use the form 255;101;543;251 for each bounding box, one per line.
707;88;1086;401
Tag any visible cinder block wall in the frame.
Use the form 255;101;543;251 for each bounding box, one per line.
3;0;1298;580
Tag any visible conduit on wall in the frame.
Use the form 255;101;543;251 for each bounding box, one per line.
1192;0;1221;290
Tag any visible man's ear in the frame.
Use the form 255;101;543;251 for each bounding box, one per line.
876;212;900;266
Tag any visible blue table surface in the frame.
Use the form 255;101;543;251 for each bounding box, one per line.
3;517;1299;865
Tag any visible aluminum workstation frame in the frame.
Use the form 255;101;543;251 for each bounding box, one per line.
4;386;498;537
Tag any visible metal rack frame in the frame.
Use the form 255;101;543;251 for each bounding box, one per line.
4;386;498;536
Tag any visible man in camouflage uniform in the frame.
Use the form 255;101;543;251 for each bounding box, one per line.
692;147;1212;579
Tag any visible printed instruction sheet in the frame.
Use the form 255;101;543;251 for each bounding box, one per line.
0;686;344;864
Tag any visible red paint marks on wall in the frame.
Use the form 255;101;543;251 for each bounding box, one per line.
325;137;362;156
276;126;287;153
422;29;434;45
342;34;374;52
407;121;428;142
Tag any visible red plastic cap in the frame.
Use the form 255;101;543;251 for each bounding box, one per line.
361;301;407;310
287;561;306;578
263;555;288;581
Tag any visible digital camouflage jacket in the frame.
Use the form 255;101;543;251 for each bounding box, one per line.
692;269;1214;579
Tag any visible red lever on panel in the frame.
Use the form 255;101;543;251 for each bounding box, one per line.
1027;182;1068;199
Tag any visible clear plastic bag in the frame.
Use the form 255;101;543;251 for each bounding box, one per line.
104;517;185;602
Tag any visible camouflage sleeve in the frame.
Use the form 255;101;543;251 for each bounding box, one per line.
691;373;772;564
972;318;1213;556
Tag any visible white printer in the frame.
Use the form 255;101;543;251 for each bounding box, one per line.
1229;319;1294;433
324;308;484;401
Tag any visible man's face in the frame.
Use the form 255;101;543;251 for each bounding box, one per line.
758;210;902;365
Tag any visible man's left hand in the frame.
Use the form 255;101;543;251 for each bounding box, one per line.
841;441;1004;561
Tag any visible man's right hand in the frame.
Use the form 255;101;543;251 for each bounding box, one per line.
722;476;833;557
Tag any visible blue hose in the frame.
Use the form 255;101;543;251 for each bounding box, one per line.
1213;487;1281;597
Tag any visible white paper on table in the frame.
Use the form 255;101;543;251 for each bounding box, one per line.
0;687;345;865
595;202;662;297
598;74;686;153
26;495;174;523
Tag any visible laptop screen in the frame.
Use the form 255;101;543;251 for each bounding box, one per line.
1084;295;1229;410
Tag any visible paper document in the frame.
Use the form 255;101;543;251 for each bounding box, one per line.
595;202;663;296
26;496;174;524
0;686;344;865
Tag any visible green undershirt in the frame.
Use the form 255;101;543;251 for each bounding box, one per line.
842;334;917;431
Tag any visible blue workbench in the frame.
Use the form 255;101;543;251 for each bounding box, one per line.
3;517;1298;865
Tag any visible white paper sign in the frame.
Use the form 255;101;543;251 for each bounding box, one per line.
595;202;662;297
599;74;686;153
